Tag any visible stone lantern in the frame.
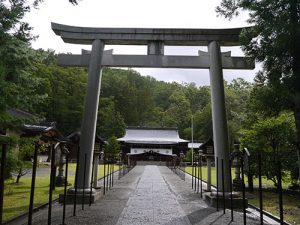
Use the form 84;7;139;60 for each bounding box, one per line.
93;141;101;188
231;144;243;191
199;138;214;192
119;151;123;165
179;151;185;166
55;143;69;186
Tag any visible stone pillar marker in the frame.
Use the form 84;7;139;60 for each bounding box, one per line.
206;157;212;191
76;39;105;192
93;151;100;188
208;41;231;192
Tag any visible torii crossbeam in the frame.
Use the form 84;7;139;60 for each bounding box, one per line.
52;22;254;204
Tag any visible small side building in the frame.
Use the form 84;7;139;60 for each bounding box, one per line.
67;131;106;162
118;127;188;162
188;142;203;152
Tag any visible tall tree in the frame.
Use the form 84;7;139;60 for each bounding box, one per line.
217;0;300;168
0;0;48;130
97;97;125;139
105;136;120;161
241;112;297;186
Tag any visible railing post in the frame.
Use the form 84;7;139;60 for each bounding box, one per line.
0;143;7;225
241;156;246;225
110;161;112;189
103;157;106;195
28;142;38;225
258;153;263;225
216;157;219;211
48;144;56;225
194;163;197;191
62;152;69;225
106;162;109;191
89;154;95;206
222;159;226;214
82;154;87;210
73;146;80;216
108;162;111;189
197;159;200;194
192;163;194;189
229;159;233;221
111;160;115;187
200;156;202;198
277;160;284;225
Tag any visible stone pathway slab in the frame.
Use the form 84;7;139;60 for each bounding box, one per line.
116;166;191;225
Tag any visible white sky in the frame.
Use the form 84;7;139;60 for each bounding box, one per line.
25;0;259;86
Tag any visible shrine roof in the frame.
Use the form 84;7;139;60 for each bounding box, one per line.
118;127;188;144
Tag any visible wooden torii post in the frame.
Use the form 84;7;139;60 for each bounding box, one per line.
52;22;254;203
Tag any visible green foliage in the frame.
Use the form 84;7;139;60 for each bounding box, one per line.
97;97;125;138
32;57;87;134
0;1;48;130
3;163;119;221
13;160;32;183
217;0;300;182
184;149;193;162
18;137;37;160
101;68;156;126
105;136;120;160
193;103;213;141
241;112;297;186
0;154;17;179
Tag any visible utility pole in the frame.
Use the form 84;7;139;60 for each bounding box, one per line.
191;115;194;166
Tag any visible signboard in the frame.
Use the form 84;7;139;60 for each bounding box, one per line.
206;146;214;155
130;148;172;156
94;142;100;153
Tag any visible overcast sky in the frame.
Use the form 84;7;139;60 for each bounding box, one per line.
25;0;259;86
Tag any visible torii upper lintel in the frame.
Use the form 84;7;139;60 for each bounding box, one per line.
51;22;249;46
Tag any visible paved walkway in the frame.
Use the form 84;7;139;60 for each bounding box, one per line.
8;165;274;225
116;166;191;225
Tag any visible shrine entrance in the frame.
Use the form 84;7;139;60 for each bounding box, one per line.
52;22;254;201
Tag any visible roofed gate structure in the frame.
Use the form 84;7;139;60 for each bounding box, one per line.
52;23;254;203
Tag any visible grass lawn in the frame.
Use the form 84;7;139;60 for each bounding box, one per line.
3;163;121;221
185;166;217;186
185;166;281;186
248;190;300;225
185;166;300;225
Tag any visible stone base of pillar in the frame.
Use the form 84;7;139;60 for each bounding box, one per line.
232;178;243;191
58;188;102;204
55;176;66;187
204;188;212;192
204;191;247;209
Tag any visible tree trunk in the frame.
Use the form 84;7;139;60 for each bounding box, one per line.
47;145;51;162
16;168;21;183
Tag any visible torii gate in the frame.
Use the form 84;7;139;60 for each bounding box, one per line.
52;23;254;202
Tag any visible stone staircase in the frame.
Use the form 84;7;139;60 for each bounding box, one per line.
136;161;167;166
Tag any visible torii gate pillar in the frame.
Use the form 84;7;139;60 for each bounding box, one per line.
208;41;231;192
69;39;104;199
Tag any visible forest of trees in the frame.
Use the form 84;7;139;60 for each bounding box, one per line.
1;47;299;184
0;0;299;185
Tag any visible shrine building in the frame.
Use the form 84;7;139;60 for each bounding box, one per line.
118;127;188;162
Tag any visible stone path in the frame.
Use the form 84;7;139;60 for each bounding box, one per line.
116;166;191;225
7;165;276;225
